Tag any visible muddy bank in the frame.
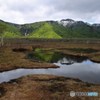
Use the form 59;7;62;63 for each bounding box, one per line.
0;74;100;100
0;47;58;72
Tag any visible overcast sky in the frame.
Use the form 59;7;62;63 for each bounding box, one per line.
0;0;100;24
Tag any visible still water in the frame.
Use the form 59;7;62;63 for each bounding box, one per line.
0;57;100;84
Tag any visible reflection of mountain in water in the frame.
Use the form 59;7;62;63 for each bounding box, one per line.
0;60;100;84
58;57;74;65
28;49;88;64
56;55;88;65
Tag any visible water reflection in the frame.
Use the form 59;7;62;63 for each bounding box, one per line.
0;58;100;84
54;54;88;63
28;49;88;63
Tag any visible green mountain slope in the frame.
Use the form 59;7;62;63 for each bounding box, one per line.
0;19;100;39
49;21;72;38
49;21;100;38
67;22;100;38
29;22;62;38
0;20;20;37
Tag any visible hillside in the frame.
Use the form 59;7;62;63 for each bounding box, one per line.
29;22;62;38
0;19;100;38
0;20;21;37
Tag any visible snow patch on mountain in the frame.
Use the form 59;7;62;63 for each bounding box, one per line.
58;19;75;26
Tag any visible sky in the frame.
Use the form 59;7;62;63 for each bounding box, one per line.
0;0;100;24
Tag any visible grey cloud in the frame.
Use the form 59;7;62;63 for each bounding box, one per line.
46;0;100;13
0;0;100;24
4;0;37;13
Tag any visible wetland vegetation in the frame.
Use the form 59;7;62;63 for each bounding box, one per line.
0;39;100;100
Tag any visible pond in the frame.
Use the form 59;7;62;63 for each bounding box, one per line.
0;56;100;84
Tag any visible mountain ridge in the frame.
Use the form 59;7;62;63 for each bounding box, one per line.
0;19;100;38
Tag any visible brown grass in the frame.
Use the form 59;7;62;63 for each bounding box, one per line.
0;41;100;100
0;41;100;71
0;75;100;100
0;47;58;72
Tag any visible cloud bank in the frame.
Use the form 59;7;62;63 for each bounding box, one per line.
0;0;100;24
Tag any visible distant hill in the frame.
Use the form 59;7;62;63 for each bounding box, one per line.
0;19;100;38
